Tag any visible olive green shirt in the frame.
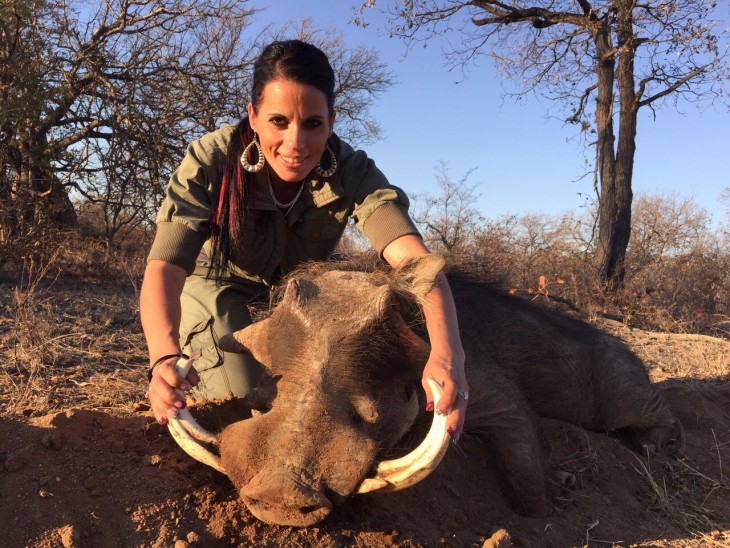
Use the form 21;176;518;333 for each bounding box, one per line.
148;124;420;284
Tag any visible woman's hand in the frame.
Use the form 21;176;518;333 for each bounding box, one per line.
422;349;468;443
148;357;200;424
140;260;193;424
383;234;469;444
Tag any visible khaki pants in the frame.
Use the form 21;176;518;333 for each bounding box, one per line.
179;273;266;400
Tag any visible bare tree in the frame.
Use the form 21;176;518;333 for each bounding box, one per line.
621;192;728;332
410;163;484;256
355;0;729;291
0;0;395;259
75;135;160;249
627;192;712;278
1;0;258;247
634;193;710;252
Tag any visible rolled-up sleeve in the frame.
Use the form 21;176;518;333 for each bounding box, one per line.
147;125;234;273
346;151;420;255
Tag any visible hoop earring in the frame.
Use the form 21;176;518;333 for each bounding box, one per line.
240;133;265;173
315;144;337;178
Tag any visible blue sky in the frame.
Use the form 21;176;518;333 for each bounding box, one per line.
249;1;730;224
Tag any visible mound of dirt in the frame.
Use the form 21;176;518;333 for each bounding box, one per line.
1;379;728;547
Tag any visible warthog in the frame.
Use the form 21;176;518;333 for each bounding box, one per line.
167;254;684;527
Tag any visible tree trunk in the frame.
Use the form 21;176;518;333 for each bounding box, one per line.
593;21;620;291
593;5;637;293
17;128;78;229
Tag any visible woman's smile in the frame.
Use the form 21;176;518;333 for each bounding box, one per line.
248;78;334;184
279;154;309;168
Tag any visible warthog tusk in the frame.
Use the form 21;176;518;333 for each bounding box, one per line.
356;378;451;494
173;408;218;444
168;413;226;473
166;355;225;474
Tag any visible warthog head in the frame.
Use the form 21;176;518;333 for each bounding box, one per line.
167;254;451;526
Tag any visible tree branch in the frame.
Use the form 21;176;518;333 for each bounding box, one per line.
638;64;711;108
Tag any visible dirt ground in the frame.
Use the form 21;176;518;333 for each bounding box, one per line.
1;279;728;547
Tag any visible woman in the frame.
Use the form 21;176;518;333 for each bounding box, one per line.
141;40;468;442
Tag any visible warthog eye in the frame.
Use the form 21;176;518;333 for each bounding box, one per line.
403;382;418;402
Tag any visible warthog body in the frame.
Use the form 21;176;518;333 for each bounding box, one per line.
214;255;683;526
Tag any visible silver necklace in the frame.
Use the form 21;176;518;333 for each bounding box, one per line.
267;172;304;215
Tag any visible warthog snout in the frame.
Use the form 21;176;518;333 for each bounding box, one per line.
240;471;334;527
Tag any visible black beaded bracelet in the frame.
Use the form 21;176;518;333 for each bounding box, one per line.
147;353;189;382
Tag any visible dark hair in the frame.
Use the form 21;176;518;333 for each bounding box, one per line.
208;40;336;279
252;40;335;116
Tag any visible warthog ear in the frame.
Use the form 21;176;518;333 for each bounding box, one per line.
219;318;272;366
395;253;446;301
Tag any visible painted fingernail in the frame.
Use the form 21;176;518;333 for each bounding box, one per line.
157;417;166;425
174;400;186;409
448;427;460;444
181;383;192;391
425;401;434;412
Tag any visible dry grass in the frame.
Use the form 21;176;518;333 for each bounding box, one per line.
0;274;148;418
595;319;730;384
603;319;730;539
0;227;152;417
631;454;728;534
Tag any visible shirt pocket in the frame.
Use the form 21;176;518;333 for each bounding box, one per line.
290;217;344;261
234;211;276;272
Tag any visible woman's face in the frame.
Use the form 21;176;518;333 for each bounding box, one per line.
248;78;335;184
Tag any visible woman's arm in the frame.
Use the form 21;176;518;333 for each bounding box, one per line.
382;234;468;442
140;259;199;424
